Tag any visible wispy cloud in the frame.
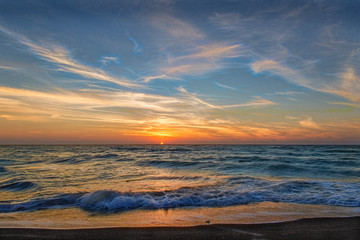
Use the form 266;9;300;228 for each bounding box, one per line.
330;67;360;102
151;13;205;42
100;56;120;65
0;86;180;121
0;26;139;88
267;91;303;96
141;74;180;83
328;101;360;109
214;82;237;91
211;9;360;103
148;12;244;78
127;35;144;55
299;116;321;129
159;43;243;77
0;85;277;140
177;87;275;109
251;59;360;102
0;84;356;143
250;59;311;88
0;65;17;71
0;84;269;125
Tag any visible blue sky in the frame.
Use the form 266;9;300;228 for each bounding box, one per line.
0;0;359;144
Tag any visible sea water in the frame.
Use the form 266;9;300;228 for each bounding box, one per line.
0;145;359;227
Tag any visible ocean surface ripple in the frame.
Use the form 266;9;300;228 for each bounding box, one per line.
0;145;359;213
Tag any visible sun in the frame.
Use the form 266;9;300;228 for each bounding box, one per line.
160;141;164;145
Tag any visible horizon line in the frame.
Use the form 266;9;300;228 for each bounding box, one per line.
1;143;359;146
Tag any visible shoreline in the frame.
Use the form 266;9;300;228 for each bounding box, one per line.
1;202;359;229
1;216;359;240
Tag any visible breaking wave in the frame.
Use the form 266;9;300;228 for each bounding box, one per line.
0;178;359;213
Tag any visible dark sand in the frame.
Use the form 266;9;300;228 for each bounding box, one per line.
0;217;359;240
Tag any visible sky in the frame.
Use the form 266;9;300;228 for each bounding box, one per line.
0;0;359;144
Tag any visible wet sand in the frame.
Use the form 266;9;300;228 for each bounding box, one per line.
0;216;359;240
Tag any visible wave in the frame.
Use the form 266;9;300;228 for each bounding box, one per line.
51;153;115;164
264;163;307;173
233;156;269;162
0;181;36;191
1;178;359;213
94;153;119;159
0;159;13;165
145;147;192;152
136;160;217;168
115;157;135;162
0;194;80;212
167;147;192;152
320;149;360;154
141;176;203;181
52;157;90;164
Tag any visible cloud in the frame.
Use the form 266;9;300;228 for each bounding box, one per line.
328;101;360;109
333;67;360;102
141;74;180;83
1;85;357;143
127;35;144;55
160;43;243;76
0;25;273;138
146;12;244;79
209;12;244;32
151;14;204;41
0;86;178;111
316;67;360;102
268;91;303;96
210;8;360;103
214;82;237;91
285;115;299;120
251;59;360;102
0;26;139;88
0;66;17;71
181;43;242;59
100;56;120;65
251;59;287;74
177;87;275;109
299;117;321;129
0;86;193;128
0;85;277;141
250;59;310;87
0;85;273;128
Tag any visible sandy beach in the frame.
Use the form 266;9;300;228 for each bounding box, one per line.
1;217;359;240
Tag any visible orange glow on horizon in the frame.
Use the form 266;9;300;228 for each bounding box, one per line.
0;115;359;144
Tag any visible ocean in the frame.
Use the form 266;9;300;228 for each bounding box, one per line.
0;145;359;228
